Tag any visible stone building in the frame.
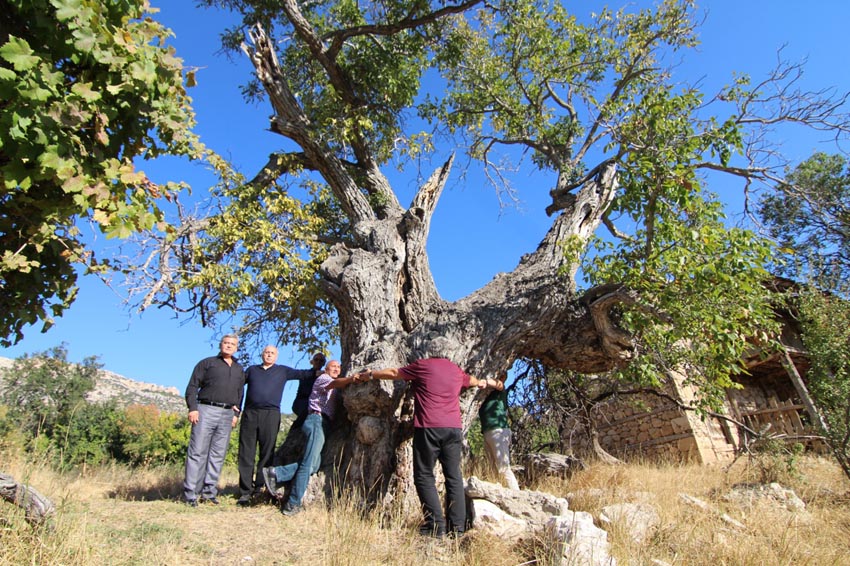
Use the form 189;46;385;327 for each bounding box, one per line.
578;279;820;464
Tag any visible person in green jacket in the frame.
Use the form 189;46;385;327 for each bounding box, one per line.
478;372;520;490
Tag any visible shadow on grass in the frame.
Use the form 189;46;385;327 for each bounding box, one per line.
107;475;184;501
107;476;280;504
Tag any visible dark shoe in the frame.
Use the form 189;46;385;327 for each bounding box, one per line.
262;467;281;497
281;501;302;516
236;495;251;507
203;496;220;505
185;499;198;508
419;525;446;538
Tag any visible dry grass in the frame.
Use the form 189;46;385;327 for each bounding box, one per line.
531;456;850;566
2;450;849;565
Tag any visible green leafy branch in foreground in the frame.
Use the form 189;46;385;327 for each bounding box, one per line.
0;0;212;346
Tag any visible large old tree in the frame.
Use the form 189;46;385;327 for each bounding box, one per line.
132;0;849;501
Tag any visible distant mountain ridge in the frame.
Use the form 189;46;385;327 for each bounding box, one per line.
0;356;185;415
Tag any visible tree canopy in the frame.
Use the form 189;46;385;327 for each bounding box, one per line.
758;152;850;294
125;0;847;406
0;0;208;346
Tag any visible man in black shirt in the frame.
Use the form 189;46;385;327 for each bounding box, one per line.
183;334;245;506
236;345;322;506
291;352;326;428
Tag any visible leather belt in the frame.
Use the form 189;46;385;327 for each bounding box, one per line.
199;400;231;409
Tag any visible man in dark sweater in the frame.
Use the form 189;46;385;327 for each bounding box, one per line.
236;346;323;506
291;352;326;428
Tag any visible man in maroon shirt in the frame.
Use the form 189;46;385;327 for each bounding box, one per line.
353;355;496;538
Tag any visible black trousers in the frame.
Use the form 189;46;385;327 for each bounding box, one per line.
237;408;281;497
412;427;466;536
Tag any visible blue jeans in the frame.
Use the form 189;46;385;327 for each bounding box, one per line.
271;412;327;507
183;404;234;501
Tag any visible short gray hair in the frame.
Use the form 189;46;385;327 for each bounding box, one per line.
413;335;453;360
220;334;239;344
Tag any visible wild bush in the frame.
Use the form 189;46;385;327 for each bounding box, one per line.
117;405;190;466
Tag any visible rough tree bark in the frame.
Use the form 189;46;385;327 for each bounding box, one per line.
243;22;633;509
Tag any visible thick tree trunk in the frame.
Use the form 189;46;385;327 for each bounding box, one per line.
313;165;629;508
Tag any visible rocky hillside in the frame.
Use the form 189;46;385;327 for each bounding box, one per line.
0;356;185;415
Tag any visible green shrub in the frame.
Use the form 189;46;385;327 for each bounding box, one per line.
117;405;190;466
52;402;121;470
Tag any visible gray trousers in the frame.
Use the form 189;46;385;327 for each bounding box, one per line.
183;404;234;501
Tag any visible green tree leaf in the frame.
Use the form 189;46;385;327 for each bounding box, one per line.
0;36;39;70
0;0;217;346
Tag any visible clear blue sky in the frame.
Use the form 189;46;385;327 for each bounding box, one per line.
2;1;848;409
